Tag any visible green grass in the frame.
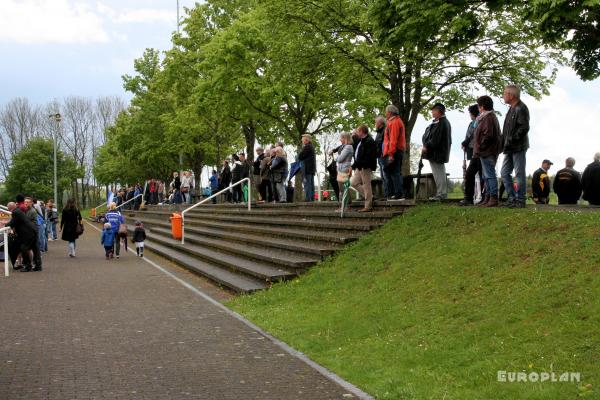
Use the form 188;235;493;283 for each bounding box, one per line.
228;205;599;399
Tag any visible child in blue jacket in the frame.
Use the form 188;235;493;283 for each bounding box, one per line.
101;222;115;259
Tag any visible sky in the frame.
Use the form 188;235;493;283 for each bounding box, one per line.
1;0;599;179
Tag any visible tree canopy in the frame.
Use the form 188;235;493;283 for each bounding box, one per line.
1;138;81;204
93;0;597;180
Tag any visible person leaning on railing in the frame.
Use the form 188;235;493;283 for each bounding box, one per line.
335;132;355;210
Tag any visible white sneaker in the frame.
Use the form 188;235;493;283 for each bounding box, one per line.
116;255;120;259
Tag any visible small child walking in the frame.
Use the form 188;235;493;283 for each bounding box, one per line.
101;222;115;259
133;221;146;257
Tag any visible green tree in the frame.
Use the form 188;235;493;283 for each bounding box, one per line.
3;138;81;205
527;0;600;80
271;0;561;172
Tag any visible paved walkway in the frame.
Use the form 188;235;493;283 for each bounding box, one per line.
0;223;363;400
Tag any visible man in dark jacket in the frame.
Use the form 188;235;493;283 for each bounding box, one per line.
501;84;530;208
473;95;503;207
422;103;452;201
553;157;582;205
532;160;553;204
220;161;232;203
5;196;39;272
582;153;600;206
351;124;378;212
298;134;316;202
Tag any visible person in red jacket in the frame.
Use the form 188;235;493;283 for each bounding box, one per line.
382;105;407;200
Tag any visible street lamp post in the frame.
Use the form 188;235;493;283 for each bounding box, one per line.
49;113;61;206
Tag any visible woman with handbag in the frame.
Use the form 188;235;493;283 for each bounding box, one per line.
60;198;83;258
270;147;288;203
336;133;354;210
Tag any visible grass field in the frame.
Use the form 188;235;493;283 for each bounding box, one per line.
228;205;599;399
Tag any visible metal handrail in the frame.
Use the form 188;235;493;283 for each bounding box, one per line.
181;177;251;244
1;227;11;277
115;194;144;211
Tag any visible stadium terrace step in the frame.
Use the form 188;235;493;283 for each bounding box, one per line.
133;228;296;282
128;209;384;231
149;226;319;269
119;202;407;293
124;215;360;245
122;216;341;257
140;239;269;293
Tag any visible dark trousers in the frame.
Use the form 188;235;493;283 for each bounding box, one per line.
232;184;243;203
19;240;34;267
383;151;404;197
329;177;340;201
464;158;483;201
211;188;218;204
259;179;274;202
104;246;113;258
31;236;42;268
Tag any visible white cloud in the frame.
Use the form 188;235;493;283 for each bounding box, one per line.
96;2;175;25
0;0;110;44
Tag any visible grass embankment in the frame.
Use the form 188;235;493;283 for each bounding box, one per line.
228;205;599;399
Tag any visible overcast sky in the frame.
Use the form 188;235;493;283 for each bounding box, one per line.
1;0;599;178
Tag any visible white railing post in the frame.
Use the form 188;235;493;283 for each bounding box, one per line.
180;177;251;245
3;229;8;277
247;179;251;211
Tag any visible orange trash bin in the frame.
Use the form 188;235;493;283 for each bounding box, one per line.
91;208;96;218
170;213;182;240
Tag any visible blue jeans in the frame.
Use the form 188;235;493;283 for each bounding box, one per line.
383;151;404;197
501;151;527;203
47;221;57;240
377;157;390;197
303;174;315;202
480;156;498;196
38;223;48;252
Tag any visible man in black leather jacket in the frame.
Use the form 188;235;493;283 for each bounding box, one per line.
422;103;452;200
500;84;530;208
582;153;600;206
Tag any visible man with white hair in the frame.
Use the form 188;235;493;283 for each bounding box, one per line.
582;153;600;205
501;84;530;208
553;157;582;205
382;105;406;200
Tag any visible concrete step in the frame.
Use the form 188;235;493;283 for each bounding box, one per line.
128;210;381;232
127;215;360;245
142;239;268;293
184;208;402;221
123;216;339;257
140;229;297;282
145;199;411;212
150;226;319;269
